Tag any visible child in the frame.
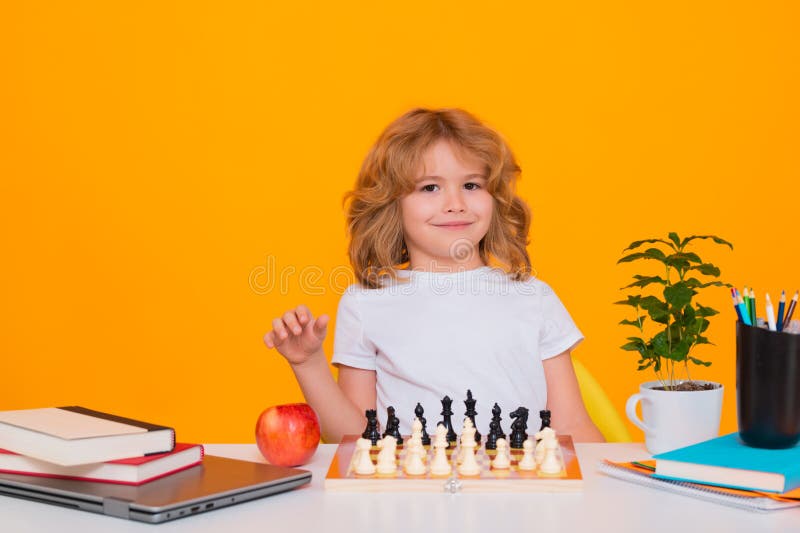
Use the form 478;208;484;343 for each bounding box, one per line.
264;108;604;443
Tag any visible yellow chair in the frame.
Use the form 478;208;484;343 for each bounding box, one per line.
572;358;632;442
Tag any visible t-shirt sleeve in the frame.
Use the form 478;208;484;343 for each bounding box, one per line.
538;281;584;360
331;287;378;370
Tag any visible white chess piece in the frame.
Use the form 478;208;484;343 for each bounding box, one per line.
517;438;537;471
430;436;451;476
354;438;376;475
535;427;556;464
457;438;480;476
491;438;511;469
403;445;426;475
539;437;562;474
376;436;398;475
458;418;476;464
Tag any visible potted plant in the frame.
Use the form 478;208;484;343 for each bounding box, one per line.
616;232;733;454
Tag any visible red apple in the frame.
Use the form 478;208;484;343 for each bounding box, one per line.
255;403;320;467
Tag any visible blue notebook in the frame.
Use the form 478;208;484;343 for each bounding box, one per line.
652;432;800;493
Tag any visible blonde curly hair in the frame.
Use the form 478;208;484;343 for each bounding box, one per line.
344;108;532;288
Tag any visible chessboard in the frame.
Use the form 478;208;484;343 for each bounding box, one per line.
324;434;583;492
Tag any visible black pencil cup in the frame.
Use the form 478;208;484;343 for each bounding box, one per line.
737;322;800;448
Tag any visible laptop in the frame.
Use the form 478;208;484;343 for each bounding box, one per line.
0;455;311;523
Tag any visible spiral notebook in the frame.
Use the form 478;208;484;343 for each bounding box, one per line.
599;460;800;513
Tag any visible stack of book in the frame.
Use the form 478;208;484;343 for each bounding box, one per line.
601;432;800;512
0;406;203;485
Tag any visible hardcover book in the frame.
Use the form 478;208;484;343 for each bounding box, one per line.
652;432;800;493
0;406;175;466
0;443;203;485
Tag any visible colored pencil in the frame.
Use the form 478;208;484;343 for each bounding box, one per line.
735;289;752;326
765;293;777;331
777;290;787;332
749;288;757;327
784;291;799;329
731;289;744;323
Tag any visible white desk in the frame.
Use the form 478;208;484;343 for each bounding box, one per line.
2;443;797;532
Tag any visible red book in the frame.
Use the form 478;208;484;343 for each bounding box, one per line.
0;443;203;485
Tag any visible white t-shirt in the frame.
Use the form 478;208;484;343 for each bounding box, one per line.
331;266;583;435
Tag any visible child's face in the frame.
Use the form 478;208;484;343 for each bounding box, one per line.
400;139;493;271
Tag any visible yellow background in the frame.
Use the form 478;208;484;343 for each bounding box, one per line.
2;2;797;443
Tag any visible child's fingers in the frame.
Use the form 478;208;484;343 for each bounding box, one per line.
263;331;276;349
295;304;311;325
272;317;289;341
282;311;303;335
312;314;330;338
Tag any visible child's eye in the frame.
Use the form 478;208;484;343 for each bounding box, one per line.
420;184;438;192
464;182;482;191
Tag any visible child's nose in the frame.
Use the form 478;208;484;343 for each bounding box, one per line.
445;190;466;212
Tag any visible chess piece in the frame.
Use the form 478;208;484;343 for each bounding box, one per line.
463;390;481;443
354;438;376;475
376;436;398;474
407;419;425;463
485;419;499;450
457;438;480;476
535;427;556;464
491;403;506;440
414;403;431;446
430;435;451;476
457;418;476;464
539;437;562;474
539;409;551;431
509;406;529;449
517;438;537;471
403;445;426;475
383;406;403;446
362;409;381;445
440;396;457;444
491;438;511;469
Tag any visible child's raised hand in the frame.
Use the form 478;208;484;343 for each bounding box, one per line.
263;305;330;366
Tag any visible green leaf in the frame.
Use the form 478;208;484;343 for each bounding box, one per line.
668;339;691;361
614;295;643;307
640;296;670;324
680;235;734;250
690;263;721;277
665;254;691;271
697;281;731;288
652;331;670;357
682;304;696;326
695;304;719;317
619;318;645;328
668;232;681;248
689;356;712;367
664;282;694;310
622;238;675;252
621;275;668;289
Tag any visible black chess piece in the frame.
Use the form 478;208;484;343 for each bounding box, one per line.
440;396;457;443
383;406;403;445
485;419;499;450
509;406;529;449
415;403;431;446
463;390;481;444
362;409;381;445
491;403;506;440
539;409;551;431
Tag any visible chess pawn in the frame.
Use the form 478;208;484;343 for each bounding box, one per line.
457;440;480;476
517;438;537;471
376;436;397;471
491;438;511;469
539;437;562;474
403;445;427;476
354;438;376;475
430;439;451;476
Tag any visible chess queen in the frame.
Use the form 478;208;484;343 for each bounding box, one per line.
263;108;604;444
